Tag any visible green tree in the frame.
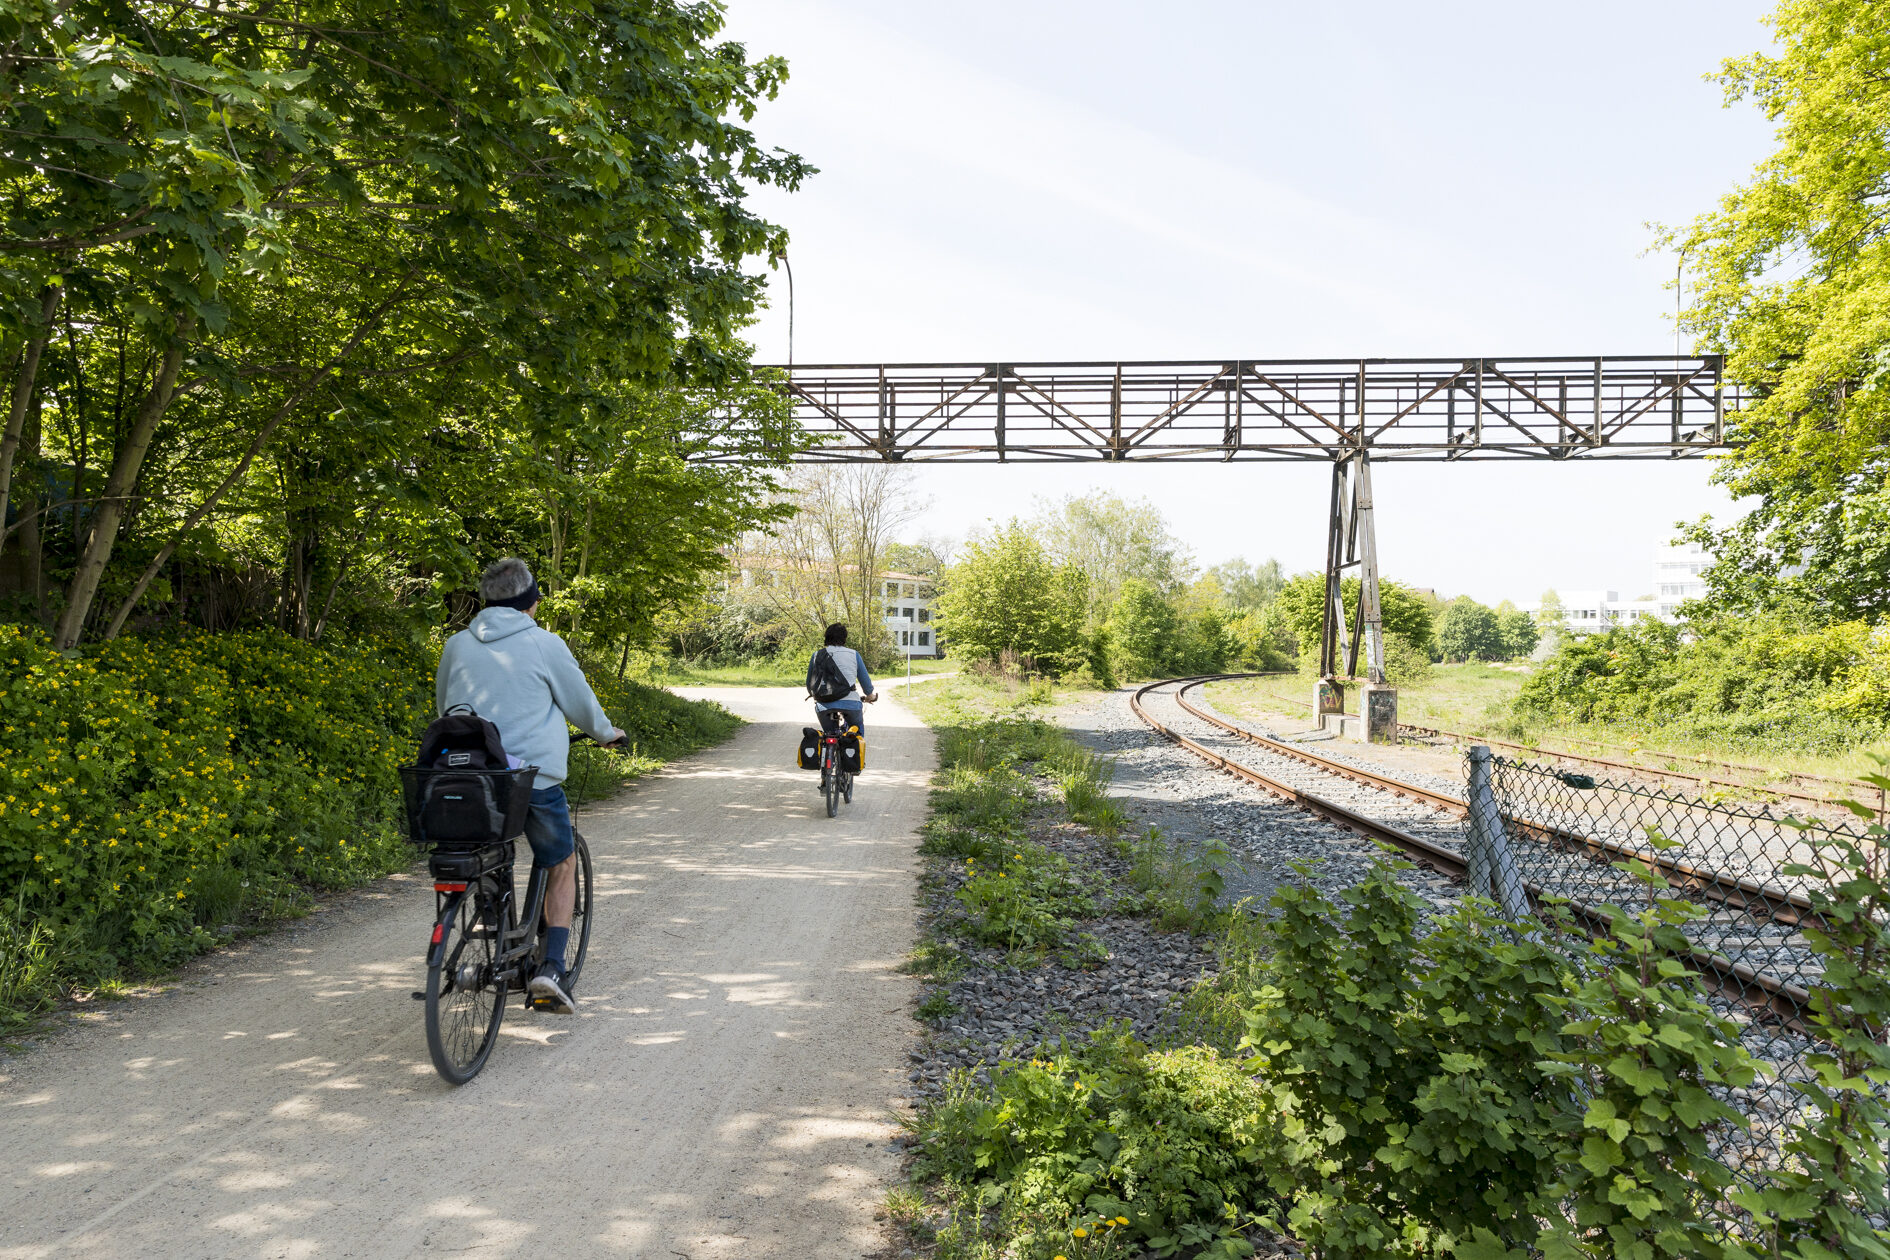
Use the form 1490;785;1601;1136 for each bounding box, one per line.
1205;556;1285;611
1675;0;1890;623
1;0;809;647
1437;598;1505;662
1496;603;1542;660
1273;573;1437;664
1107;578;1179;679
935;522;1084;672
1035;492;1190;626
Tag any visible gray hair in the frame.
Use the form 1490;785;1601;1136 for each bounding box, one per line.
479;557;536;602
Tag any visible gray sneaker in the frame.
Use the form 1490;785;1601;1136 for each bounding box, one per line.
528;961;577;1014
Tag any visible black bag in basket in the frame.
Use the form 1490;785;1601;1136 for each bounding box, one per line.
417;704;509;770
400;765;536;848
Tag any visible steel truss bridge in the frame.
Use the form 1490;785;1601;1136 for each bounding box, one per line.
738;356;1740;694
751;356;1735;464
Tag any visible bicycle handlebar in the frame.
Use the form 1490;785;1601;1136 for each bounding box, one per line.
569;731;628;750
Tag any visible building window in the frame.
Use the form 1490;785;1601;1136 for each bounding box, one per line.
885;582;897;597
918;631;930;647
885;605;898;617
902;606;915;619
918;608;930;623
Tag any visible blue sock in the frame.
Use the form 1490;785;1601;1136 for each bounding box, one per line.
545;926;570;969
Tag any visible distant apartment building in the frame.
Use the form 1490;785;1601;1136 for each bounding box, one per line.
881;570;942;659
1521;542;1709;634
1653;541;1710;620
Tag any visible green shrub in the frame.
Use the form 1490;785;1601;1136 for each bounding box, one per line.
0;623;740;1006
954;843;1096;951
913;1027;1280;1258
1514;613;1890;752
0;624;432;978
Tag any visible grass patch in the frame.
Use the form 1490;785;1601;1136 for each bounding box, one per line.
1207;665;1890;786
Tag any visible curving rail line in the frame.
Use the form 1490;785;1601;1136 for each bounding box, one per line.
1130;674;1820;1031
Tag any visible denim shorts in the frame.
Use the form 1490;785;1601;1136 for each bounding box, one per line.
524;785;575;868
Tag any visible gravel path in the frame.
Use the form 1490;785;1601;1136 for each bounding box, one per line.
1;686;931;1260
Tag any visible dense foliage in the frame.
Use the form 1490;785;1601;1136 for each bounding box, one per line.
935;523;1091;675
0;622;739;1020
1515;613;1890;751
916;841;1890;1260
1676;0;1890;625
0;0;804;651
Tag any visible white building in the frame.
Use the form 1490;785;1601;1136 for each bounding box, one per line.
881;570;942;658
1520;542;1709;634
1652;541;1710;620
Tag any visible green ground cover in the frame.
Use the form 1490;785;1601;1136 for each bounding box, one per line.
896;672;1890;1259
0;626;740;1032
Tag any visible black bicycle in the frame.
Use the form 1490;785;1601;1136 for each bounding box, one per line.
817;717;855;818
416;734;612;1084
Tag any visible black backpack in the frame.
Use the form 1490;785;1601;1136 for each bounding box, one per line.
806;647;853;704
400;705;527;848
418;704;509;770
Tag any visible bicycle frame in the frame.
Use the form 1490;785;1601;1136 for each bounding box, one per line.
426;856;550;976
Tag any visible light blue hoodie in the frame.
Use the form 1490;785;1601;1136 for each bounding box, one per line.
434;607;615;787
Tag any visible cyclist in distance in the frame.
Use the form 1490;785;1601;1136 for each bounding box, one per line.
435;557;623;1015
811;622;878;738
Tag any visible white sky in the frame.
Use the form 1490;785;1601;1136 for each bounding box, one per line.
719;0;1779;603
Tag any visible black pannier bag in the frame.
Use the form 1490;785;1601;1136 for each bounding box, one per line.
796;726;822;770
838;731;864;773
400;765;536;849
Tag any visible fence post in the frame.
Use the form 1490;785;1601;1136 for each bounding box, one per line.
1466;745;1532;923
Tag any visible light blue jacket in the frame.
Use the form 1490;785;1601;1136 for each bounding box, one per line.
435;608;615;787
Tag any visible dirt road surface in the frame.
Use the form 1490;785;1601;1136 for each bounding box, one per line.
0;687;929;1259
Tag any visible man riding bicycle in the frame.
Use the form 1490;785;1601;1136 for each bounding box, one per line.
809;622;878;738
435;558;623;1015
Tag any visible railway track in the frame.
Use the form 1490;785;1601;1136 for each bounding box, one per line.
1130;675;1823;1032
1217;671;1871;815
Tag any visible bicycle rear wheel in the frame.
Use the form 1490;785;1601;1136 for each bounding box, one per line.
825;750;841;817
425;891;505;1084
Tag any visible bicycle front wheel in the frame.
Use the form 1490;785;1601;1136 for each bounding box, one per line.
425;891;505;1085
561;833;595;994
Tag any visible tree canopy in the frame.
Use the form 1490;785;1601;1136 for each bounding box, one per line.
1677;0;1890;624
935;522;1085;671
0;0;808;650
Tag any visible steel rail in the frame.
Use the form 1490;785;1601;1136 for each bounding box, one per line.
1130;676;1820;1033
1172;676;1827;933
1220;674;1866;810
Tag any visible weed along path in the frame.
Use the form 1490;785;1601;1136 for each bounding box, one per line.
0;686;929;1260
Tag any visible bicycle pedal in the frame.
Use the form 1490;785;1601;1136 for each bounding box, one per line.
411;991;425;1001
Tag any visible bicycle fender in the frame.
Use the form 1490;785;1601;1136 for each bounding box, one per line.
427;890;468;968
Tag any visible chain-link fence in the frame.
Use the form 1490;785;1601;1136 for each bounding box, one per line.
1461;748;1876;1202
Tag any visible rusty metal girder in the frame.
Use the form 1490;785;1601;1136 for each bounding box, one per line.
722;356;1736;463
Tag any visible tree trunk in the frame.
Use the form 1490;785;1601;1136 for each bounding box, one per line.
19;389;44;623
0;284;63;547
53;339;184;650
310;553;349;642
102;382;317;641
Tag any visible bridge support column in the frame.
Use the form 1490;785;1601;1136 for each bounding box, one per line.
1317;448;1396;742
1360;681;1397;745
